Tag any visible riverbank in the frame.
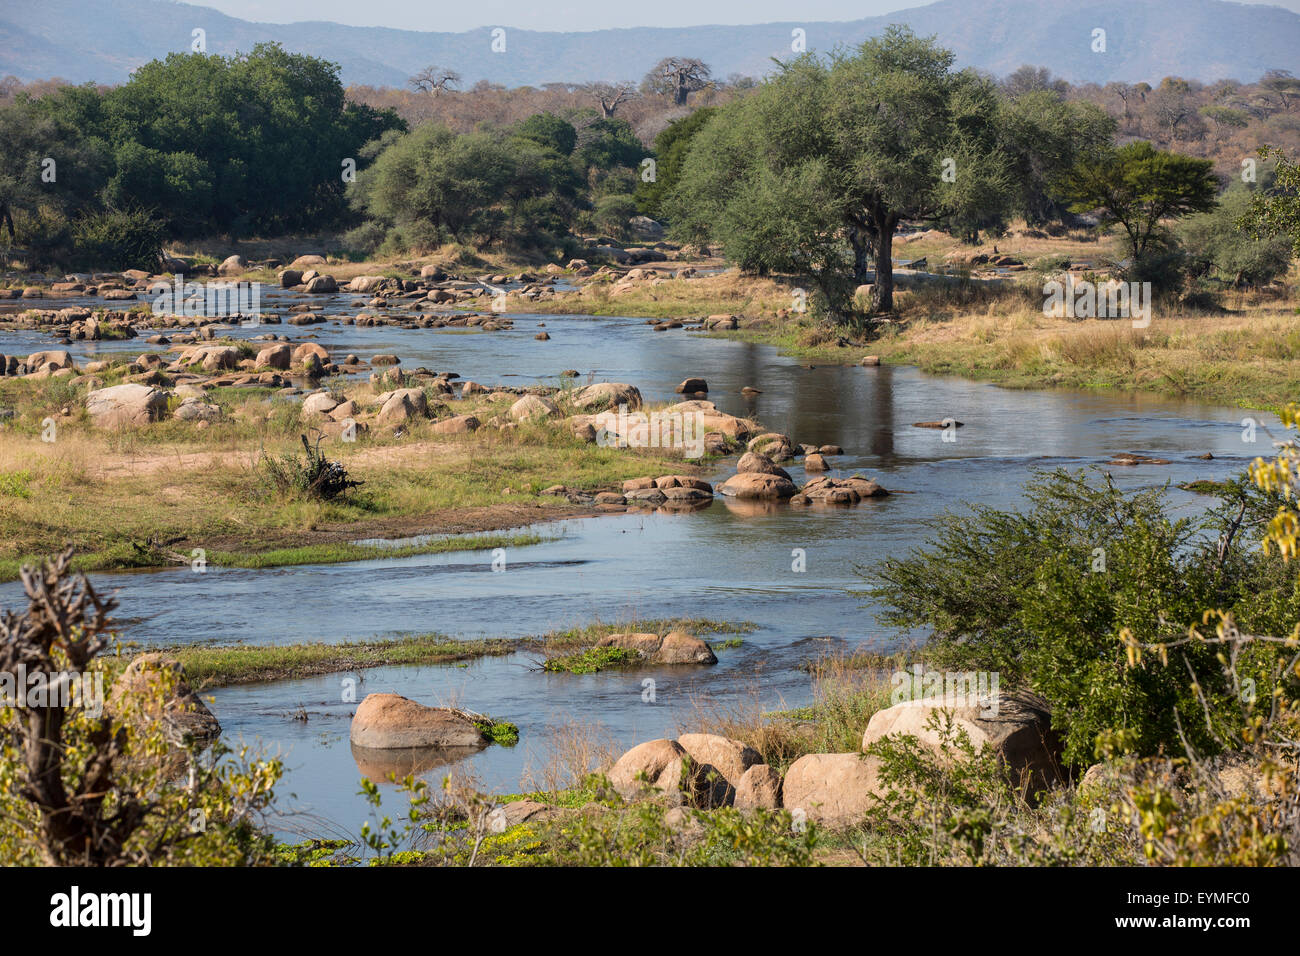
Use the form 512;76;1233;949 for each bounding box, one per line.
504;254;1300;411
0;366;728;581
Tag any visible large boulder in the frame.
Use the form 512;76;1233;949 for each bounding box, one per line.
109;653;221;742
595;632;664;657
349;693;488;750
736;451;790;479
572;382;643;412
606;739;710;805
302;392;340;417
347;275;387;294
594;631;717;665
430;414;479;434
654;631;718;665
733;764;783;810
718;472;797;500
377;387;428;424
303;274;338;294
217;255;245;276
188;345;239;371
782;753;883;828
290;254;327;269
26;349;73;371
676;733;760;790
510;394;561;421
85;384;167;427
292;342;329;367
747;432;797;461
173;398;221;422
255;343;291;370
675;377;708;394
627;215;665;240
861;689;1063;794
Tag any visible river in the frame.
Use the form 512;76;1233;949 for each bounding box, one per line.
0;292;1278;839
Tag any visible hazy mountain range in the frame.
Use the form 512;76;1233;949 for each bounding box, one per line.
3;0;1298;88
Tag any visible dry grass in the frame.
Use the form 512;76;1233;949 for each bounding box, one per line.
684;651;901;772
519;720;620;797
0;372;715;579
876;304;1300;410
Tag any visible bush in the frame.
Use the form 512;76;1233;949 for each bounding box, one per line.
0;551;283;865
70;205;165;270
258;433;363;501
870;470;1300;765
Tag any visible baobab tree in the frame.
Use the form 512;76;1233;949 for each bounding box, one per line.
583;81;637;117
644;57;712;106
409;65;461;96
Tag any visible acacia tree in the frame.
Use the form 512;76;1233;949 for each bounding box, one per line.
1062;140;1218;265
669;26;1010;323
1239;145;1300;256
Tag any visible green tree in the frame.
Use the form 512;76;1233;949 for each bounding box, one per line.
1061;140;1218;268
668;26;1010;322
351;123;580;251
869;471;1300;765
634;106;715;221
996;92;1115;227
1179;186;1292;287
512;112;578;156
575;117;648;172
1239;146;1300;256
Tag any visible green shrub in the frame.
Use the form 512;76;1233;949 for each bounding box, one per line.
870;470;1300;765
70;205;165;270
257;433;363;501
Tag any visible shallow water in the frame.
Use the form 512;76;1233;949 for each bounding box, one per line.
0;293;1280;839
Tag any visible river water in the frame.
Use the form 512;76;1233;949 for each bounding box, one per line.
0;292;1279;839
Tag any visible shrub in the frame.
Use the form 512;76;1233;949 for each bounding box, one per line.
870;470;1300;765
0;550;283;865
70;205;166;271
258;433;363;501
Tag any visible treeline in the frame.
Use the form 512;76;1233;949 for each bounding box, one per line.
0;43;403;268
2;34;1297;301
341;110;649;259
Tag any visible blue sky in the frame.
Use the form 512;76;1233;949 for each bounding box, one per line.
191;0;1300;33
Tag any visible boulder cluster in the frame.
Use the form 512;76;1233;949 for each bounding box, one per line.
606;690;1063;827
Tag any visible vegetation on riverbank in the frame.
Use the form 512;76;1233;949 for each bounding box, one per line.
150;617;751;687
0;369;717;582
166;635;520;688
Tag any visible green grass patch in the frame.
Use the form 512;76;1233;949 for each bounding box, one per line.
542;646;640;674
163;633;519;687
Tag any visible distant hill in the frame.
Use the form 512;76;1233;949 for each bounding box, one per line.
3;0;1298;88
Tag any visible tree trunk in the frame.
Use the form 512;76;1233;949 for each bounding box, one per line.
869;211;897;314
848;224;871;285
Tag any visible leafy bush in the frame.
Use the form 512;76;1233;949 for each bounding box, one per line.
258;433;363;501
1179;186;1293;288
70;205;165;270
870;470;1300;765
0;551;283;865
